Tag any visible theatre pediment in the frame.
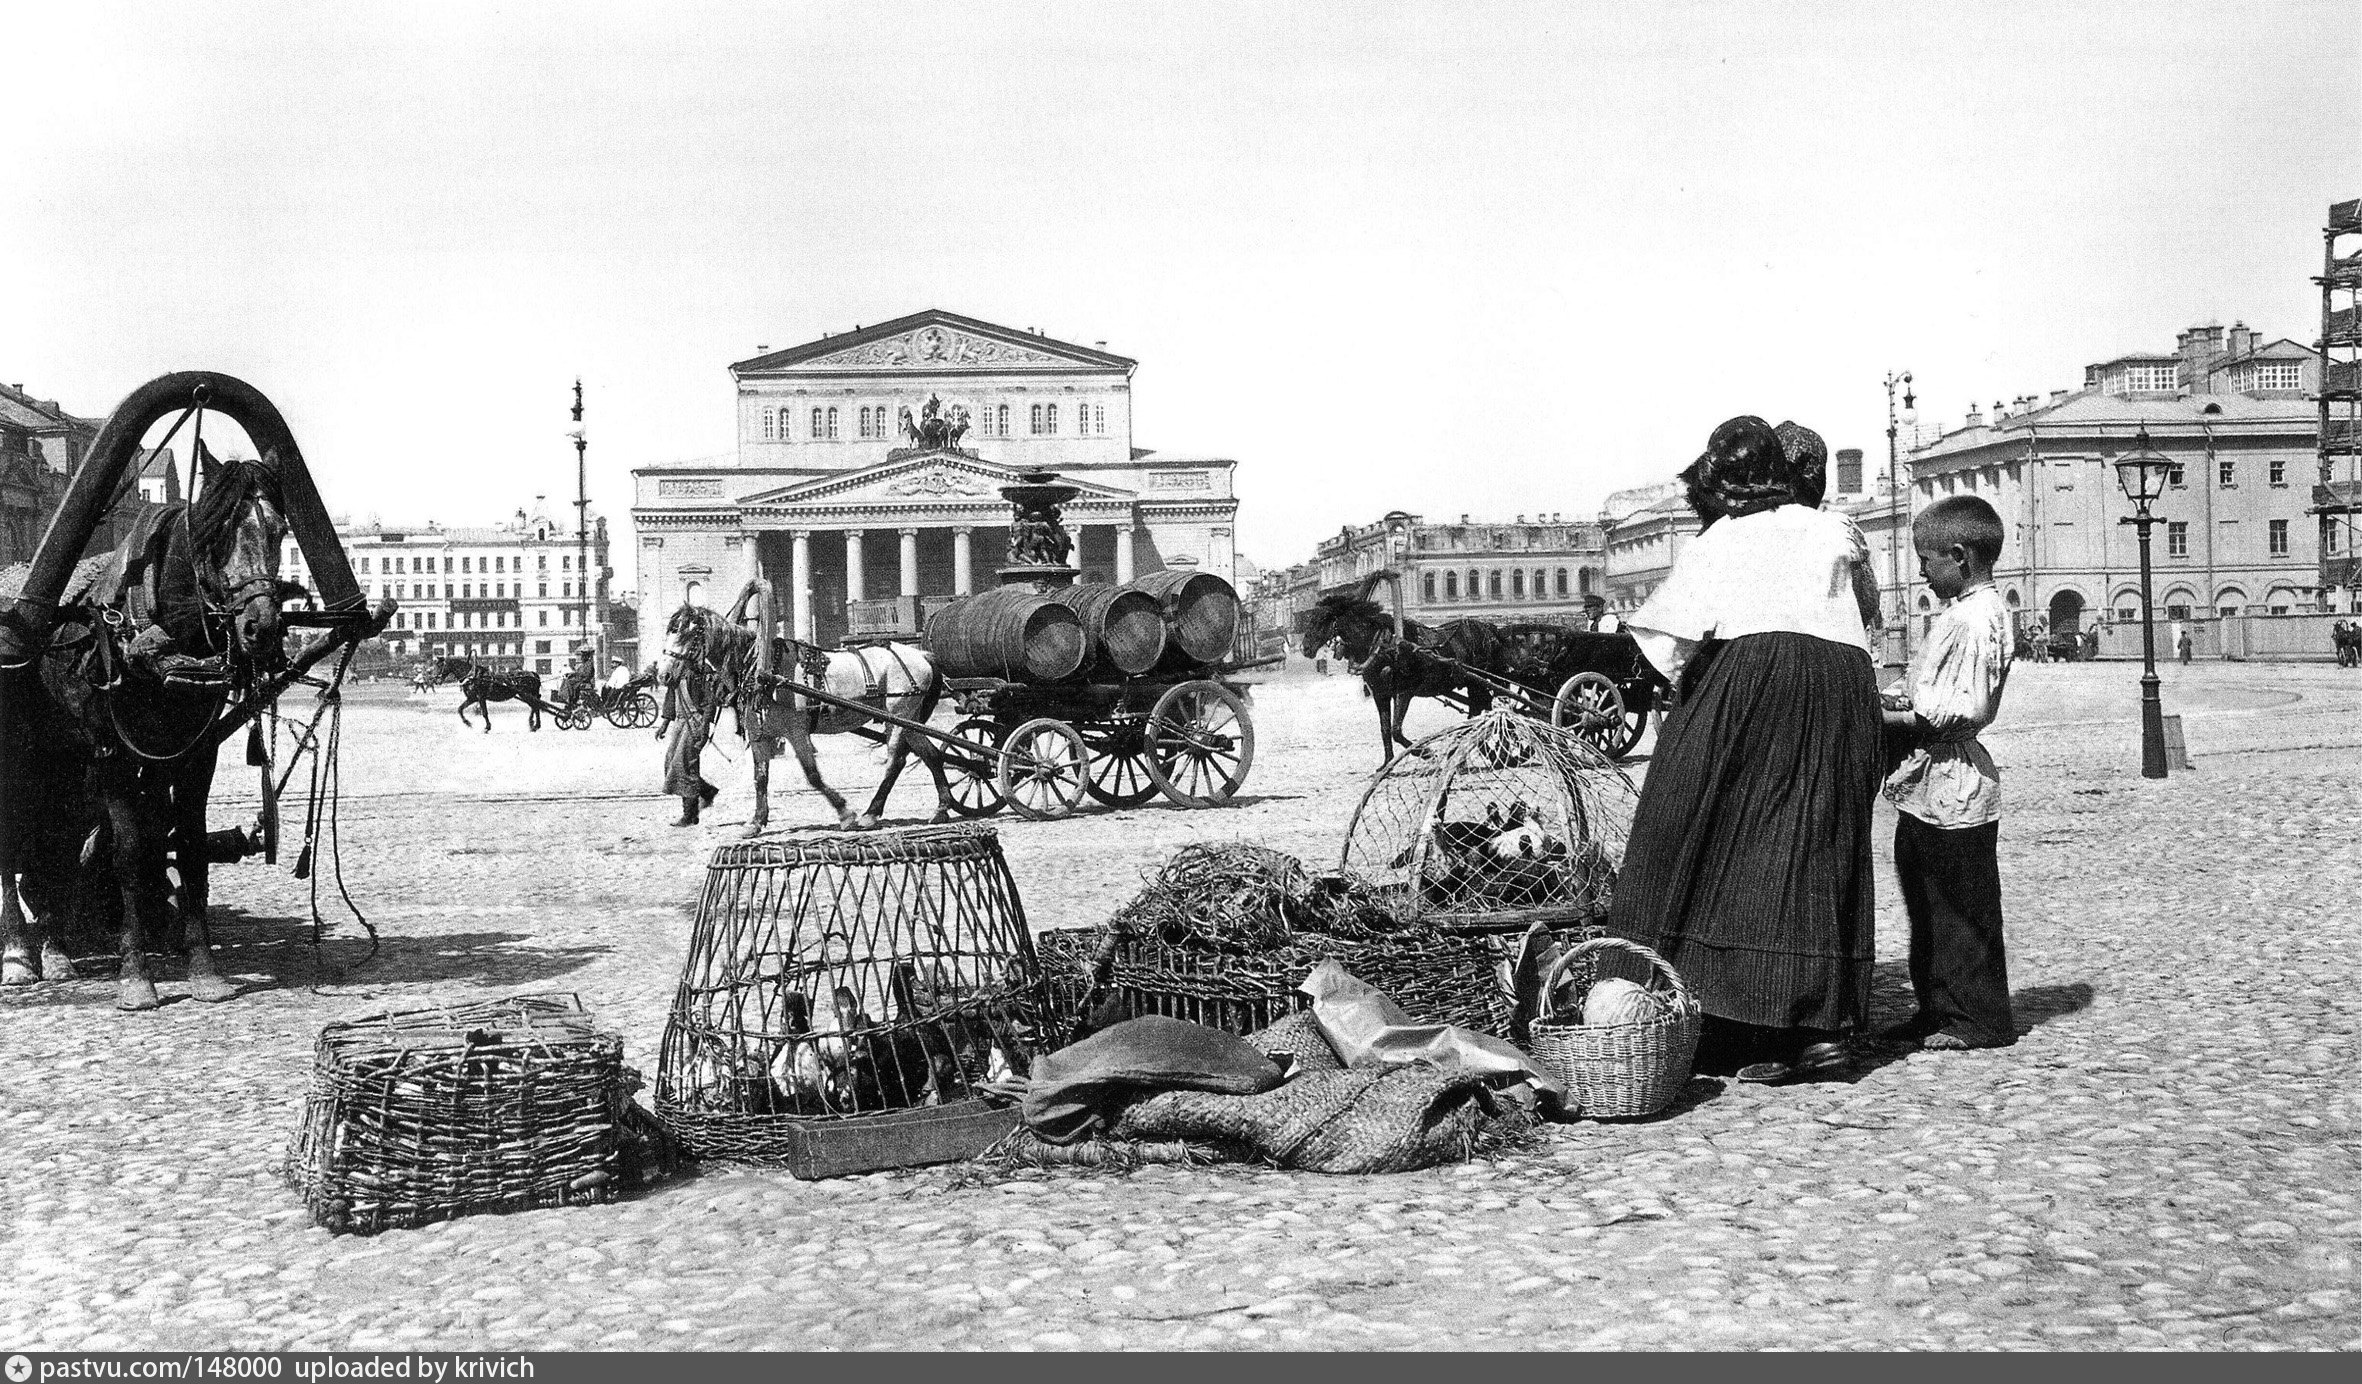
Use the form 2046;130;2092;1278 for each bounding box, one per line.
739;453;1138;515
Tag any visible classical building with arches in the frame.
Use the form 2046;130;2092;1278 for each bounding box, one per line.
1842;321;2334;654
631;310;1239;644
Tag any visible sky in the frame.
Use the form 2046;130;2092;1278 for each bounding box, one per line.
3;1;2354;584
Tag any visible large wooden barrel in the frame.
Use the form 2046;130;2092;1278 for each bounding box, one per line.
924;588;1086;682
1050;582;1167;676
1125;568;1240;669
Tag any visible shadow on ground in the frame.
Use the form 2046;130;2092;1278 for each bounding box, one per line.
0;909;613;1009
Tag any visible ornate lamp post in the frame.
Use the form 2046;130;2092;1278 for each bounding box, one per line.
2115;425;2174;779
1885;370;1918;662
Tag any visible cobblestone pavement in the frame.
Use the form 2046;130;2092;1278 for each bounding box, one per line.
3;660;2356;1351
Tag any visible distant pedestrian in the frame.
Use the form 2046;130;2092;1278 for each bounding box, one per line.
2336;620;2355;668
2082;626;2100;661
1880;495;2016;1052
2178;630;2193;665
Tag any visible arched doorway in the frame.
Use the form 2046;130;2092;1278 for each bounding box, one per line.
2048;589;2084;636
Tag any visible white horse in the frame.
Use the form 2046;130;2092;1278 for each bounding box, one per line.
659;580;954;835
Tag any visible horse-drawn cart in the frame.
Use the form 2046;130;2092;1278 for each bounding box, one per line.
934;672;1257;820
1464;622;1666;760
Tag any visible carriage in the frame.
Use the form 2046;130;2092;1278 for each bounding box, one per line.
1433;621;1667;760
554;666;660;730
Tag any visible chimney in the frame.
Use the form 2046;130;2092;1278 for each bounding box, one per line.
2050;390;2068;405
2226;321;2253;359
2085;364;2102;388
1095;341;1106;350
1966;402;1985;428
2178;323;2224;367
1460;513;1470;525
1835;448;1864;494
1516;514;1527;525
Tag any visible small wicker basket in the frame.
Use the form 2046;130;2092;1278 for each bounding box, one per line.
1526;937;1701;1119
284;993;642;1235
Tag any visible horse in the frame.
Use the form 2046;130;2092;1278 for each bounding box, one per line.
659;581;954;834
0;448;293;1009
1297;575;1509;764
456;663;546;732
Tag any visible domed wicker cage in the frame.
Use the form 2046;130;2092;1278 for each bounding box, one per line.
1340;709;1639;934
654;825;1060;1175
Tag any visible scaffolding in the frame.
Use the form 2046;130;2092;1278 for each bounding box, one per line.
2315;197;2362;602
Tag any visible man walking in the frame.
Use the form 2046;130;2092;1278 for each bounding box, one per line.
654;646;721;827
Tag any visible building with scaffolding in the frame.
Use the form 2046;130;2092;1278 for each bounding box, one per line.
2314;198;2362;594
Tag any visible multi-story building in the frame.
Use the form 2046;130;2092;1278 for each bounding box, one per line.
277;496;613;674
0;379;173;568
631;309;1241;647
1860;321;2328;649
1294;510;1606;636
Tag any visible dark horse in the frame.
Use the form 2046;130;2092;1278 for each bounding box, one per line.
0;450;293;1008
455;663;547;732
1298;574;1510;764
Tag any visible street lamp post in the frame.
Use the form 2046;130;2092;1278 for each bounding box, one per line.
2115;425;2174;780
570;381;594;663
1885;370;1918;664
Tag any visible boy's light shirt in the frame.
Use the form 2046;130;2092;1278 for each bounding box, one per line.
1884;582;2012;828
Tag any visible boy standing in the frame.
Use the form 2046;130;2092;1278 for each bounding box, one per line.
1880;496;2017;1051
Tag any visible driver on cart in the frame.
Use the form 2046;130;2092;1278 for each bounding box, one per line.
555;648;597;710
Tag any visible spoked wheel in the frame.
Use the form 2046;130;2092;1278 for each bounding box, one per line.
563;705;596;730
945;717;1008;818
1144;680;1255;808
996;718;1088;821
608;692;660;730
1553;672;1642;759
1083;717;1161;808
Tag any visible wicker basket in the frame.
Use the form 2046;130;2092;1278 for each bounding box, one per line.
1103;931;1513;1038
654;826;1055;1175
1526;937;1702;1119
283;993;641;1236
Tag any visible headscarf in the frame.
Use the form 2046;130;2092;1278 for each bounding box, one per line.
1681;415;1798;524
1774;420;1828;510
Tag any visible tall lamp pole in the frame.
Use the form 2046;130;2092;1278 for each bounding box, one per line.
2116;425;2173;779
1885;370;1918;663
570;380;593;663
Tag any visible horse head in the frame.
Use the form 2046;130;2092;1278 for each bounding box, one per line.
1301;591;1391;662
189;450;290;662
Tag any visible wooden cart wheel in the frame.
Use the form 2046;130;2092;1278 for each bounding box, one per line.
996;718;1088;821
1552;672;1641;758
1144;680;1255;808
945;717;1008;818
1084;718;1162;808
607;691;656;730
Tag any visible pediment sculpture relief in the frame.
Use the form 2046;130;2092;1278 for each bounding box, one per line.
812;326;1069;369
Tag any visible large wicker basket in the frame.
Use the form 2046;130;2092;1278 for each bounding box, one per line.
283;994;642;1235
1100;931;1514;1038
1526;937;1701;1119
654;826;1055;1176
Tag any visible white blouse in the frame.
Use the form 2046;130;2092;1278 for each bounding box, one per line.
1626;505;1874;683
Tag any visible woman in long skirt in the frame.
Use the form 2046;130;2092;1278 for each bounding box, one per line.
1609;416;1884;1083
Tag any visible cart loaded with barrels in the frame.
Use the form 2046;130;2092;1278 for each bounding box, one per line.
918;568;1260;820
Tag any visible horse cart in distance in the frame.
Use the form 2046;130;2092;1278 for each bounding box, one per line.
1487;621;1667;761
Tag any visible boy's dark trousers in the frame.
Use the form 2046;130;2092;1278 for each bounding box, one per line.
1893;814;2016;1046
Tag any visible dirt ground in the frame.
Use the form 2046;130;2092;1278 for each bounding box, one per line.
2;659;2356;1350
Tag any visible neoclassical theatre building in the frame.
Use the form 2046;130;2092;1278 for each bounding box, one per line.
633;309;1240;645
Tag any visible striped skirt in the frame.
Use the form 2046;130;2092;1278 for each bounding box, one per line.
1606;631;1882;1033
